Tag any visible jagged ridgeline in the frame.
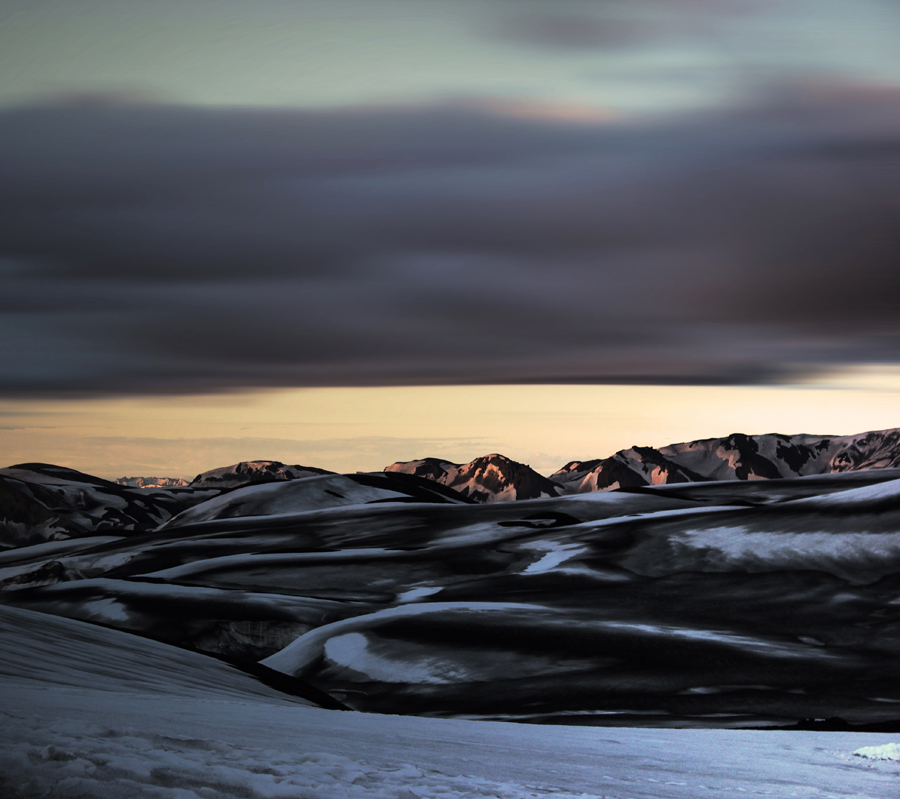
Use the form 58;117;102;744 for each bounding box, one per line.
551;428;900;492
388;428;900;498
384;454;563;502
2;429;900;549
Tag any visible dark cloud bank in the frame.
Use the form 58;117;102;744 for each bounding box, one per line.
1;84;899;397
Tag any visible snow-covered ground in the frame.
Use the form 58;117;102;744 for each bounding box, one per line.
5;478;900;723
5;465;900;797
1;604;898;799
160;474;413;527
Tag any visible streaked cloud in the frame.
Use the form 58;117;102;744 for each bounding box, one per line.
0;79;898;397
495;13;665;51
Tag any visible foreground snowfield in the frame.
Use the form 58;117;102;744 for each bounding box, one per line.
1;605;898;799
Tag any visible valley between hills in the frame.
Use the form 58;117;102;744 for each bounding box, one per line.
3;427;900;731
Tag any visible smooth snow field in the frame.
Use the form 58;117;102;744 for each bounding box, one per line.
1;605;898;799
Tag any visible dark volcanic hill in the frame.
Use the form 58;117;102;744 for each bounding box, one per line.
190;460;333;489
552;428;900;493
5;467;900;729
116;476;190;489
385;454;562;503
0;463;217;549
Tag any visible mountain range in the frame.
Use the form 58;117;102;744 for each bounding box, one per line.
3;447;900;729
4;428;900;550
4;425;900;733
550;428;900;492
388;428;900;501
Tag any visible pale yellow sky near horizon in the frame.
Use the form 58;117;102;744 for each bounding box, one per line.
1;365;899;480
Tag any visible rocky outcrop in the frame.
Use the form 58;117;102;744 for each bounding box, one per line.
385;454;561;503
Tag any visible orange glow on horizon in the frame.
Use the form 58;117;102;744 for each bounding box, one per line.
1;368;899;480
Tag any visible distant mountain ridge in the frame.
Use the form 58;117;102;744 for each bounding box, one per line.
551;428;900;493
190;460;333;489
116;476;190;489
4;428;900;549
105;427;900;505
384;453;562;503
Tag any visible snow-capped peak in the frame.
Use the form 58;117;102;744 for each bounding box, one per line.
385;453;561;503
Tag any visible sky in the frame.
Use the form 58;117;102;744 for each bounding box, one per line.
1;0;899;477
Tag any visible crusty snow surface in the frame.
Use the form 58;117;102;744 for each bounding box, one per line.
1;604;899;799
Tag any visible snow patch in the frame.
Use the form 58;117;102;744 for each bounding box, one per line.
854;743;900;761
396;586;441;603
624;524;900;583
324;632;466;684
595;621;823;659
522;541;586;574
788;477;900;506
81;597;132;624
262;601;547;676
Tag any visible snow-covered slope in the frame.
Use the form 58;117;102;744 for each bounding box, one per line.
0;602;314;703
0;463;217;549
163;471;468;528
553;428;900;492
386;453;562;502
636;468;900;506
7;468;900;727
0;491;695;660
2;603;898;799
190;460;333;489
